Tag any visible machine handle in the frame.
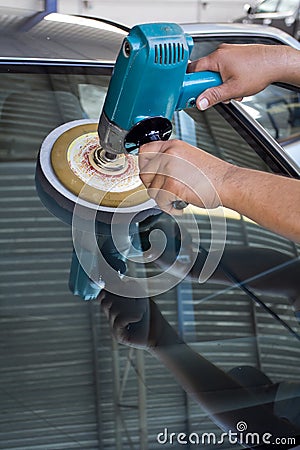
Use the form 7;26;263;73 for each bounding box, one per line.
176;71;222;110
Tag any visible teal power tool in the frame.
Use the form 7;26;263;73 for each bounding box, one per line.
36;22;222;301
98;22;221;155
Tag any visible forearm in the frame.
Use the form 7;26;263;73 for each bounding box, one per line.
273;46;300;86
221;166;300;242
259;45;300;87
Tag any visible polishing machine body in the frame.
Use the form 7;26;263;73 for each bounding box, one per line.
98;22;222;154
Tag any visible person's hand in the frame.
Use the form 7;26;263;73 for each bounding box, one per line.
188;43;290;110
139;139;234;215
98;286;170;350
99;289;151;350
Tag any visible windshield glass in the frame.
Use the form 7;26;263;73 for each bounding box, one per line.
0;65;299;449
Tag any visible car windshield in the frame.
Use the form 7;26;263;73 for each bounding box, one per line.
1;62;299;449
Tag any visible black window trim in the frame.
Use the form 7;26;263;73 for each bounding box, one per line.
0;59;114;72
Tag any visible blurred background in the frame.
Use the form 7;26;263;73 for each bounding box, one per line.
0;0;253;27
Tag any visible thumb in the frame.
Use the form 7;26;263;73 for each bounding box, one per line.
196;80;237;110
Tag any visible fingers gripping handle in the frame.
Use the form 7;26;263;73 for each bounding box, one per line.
176;71;222;110
142;130;188;211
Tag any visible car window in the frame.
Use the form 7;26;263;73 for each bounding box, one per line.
1;61;299;449
241;85;300;141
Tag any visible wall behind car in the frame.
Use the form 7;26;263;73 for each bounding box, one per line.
0;0;249;26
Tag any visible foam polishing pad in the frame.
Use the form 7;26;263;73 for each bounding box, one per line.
38;119;156;214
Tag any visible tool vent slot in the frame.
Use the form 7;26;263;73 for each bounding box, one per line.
154;42;184;64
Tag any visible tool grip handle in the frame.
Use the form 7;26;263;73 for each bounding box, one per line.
176;71;222;110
